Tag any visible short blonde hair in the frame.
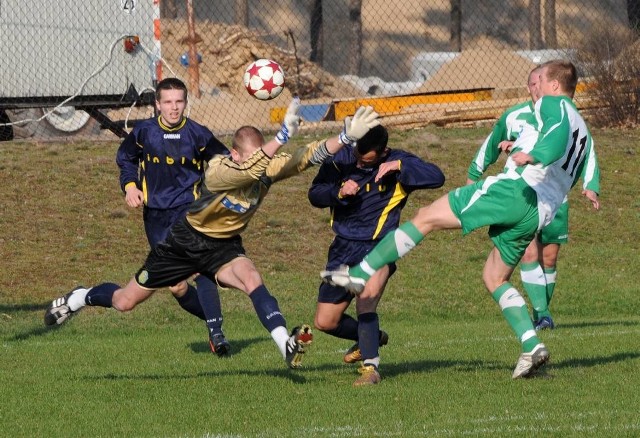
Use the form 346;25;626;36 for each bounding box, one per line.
232;126;264;152
541;59;578;97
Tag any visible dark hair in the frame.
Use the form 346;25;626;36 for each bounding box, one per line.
356;125;388;155
155;77;188;101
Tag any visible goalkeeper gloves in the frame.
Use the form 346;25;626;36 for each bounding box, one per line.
338;105;380;146
275;97;301;145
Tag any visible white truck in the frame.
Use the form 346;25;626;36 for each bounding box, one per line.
0;0;160;139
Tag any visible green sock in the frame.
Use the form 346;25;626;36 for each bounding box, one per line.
520;261;548;320
492;283;541;353
544;267;557;307
350;221;424;280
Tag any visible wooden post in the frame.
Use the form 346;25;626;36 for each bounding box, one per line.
186;0;201;98
347;0;362;75
529;0;543;49
450;0;462;52
544;0;557;48
235;0;249;26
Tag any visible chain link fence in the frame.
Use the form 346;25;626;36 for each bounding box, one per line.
1;0;639;142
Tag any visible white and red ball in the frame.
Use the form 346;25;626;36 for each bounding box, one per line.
243;59;285;100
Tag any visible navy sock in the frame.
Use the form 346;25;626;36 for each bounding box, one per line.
322;314;359;341
175;284;205;320
85;283;119;308
249;285;286;332
358;312;380;361
195;275;224;334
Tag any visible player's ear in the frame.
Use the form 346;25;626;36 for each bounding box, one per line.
230;148;241;162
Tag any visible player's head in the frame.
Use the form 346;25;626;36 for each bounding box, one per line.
527;66;542;103
231;125;264;163
354;125;389;169
538;59;578;98
155;78;188;127
155;77;188;101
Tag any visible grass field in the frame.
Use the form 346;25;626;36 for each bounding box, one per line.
1;126;639;437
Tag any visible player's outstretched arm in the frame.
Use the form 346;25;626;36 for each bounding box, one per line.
263;97;302;157
325;105;381;155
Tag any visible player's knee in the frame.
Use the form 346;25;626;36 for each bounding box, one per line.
112;294;138;312
414;206;432;229
241;271;263;293
521;246;537;263
314;314;337;333
169;282;188;297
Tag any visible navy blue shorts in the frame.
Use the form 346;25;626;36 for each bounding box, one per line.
143;204;191;249
318;236;396;304
135;218;246;290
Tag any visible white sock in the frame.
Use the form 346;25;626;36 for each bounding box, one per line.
271;326;290;358
363;357;380;369
67;288;90;312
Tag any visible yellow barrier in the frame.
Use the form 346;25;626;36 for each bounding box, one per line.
270;88;493;123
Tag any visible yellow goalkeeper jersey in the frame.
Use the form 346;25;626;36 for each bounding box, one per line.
186;139;327;238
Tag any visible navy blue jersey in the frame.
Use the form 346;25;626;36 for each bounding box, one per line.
116;116;229;210
308;147;445;240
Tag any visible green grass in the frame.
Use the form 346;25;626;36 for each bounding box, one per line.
1;126;639;437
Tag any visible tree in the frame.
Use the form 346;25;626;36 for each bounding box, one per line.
160;0;177;19
235;0;249;27
529;0;543;49
310;0;323;63
347;0;363;75
628;0;640;31
450;0;462;51
544;0;557;48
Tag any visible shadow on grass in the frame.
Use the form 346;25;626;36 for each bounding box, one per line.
87;365;310;384
2;302;53;342
375;350;640;379
298;358;506;376
0;302;48;312
8;326;52;341
306;348;640;380
383;358;506;376
188;336;267;356
551;351;640;369
557;320;640;329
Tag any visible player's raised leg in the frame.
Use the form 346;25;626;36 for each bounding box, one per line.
321;194;459;294
44;279;154;326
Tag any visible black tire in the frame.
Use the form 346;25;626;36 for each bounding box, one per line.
6;108;100;139
0;110;14;141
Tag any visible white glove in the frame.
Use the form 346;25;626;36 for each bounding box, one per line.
339;105;380;145
275;97;301;145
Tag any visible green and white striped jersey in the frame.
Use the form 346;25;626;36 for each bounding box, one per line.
467;100;536;182
506;95;598;227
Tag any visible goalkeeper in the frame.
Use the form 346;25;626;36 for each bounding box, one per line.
44;100;381;369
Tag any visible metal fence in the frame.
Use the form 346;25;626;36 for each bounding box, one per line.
1;0;638;142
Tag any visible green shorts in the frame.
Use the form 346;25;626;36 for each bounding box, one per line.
449;175;540;267
539;200;569;244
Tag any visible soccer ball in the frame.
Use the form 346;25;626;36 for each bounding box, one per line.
243;59;285;100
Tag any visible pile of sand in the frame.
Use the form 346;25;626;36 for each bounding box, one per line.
418;37;537;93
